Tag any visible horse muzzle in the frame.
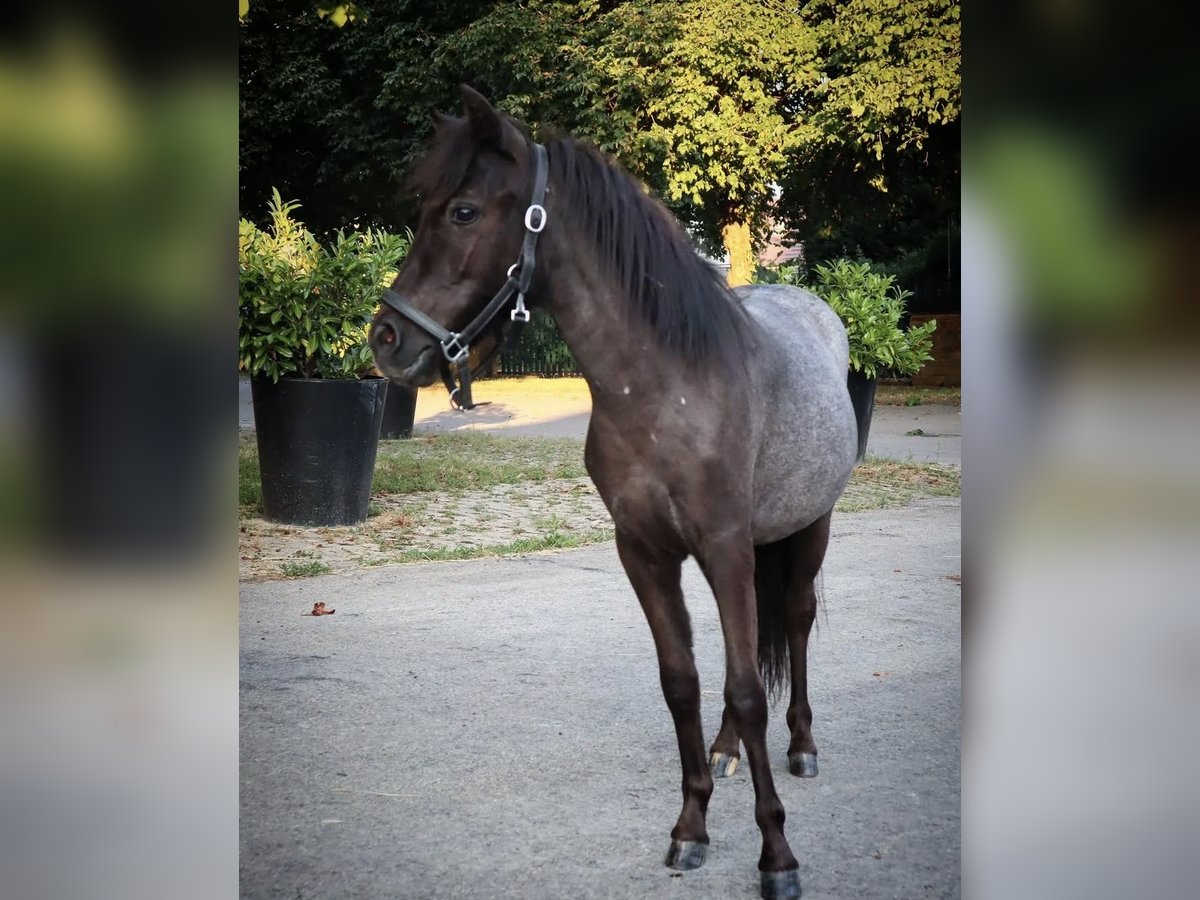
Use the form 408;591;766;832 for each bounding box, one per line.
369;315;440;387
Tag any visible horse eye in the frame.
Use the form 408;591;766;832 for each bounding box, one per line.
450;205;478;225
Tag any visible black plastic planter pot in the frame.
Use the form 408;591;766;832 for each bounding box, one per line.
380;381;418;439
846;370;878;462
251;376;388;526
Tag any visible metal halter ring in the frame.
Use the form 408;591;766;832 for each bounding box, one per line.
441;333;469;365
524;204;547;233
507;262;520;279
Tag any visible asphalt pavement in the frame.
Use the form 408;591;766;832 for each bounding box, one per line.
240;498;960;899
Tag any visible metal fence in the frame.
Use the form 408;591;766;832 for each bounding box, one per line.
495;310;581;377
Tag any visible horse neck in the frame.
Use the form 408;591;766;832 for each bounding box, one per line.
535;210;670;401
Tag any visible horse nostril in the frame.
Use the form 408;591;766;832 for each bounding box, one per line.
375;321;398;348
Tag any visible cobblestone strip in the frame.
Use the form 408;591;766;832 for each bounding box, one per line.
240;477;613;581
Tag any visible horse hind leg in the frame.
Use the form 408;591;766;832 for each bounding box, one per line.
713;512;832;780
708;531;803;779
696;536;801;899
784;510;833;778
708;705;740;777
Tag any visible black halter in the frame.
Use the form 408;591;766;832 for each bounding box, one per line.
380;143;548;410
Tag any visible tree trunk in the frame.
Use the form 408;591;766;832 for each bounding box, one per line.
722;218;754;287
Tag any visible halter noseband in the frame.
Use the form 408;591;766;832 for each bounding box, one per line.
380;142;549;410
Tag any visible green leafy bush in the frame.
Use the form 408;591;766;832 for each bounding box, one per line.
753;263;805;286
806;259;936;379
239;190;408;381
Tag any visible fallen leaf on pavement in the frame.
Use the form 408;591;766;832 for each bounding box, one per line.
305;602;336;616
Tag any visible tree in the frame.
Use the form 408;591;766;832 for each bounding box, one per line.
779;0;960;307
440;1;819;284
240;0;960;300
239;0;490;235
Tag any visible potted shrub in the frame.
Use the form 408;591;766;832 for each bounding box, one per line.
807;259;937;461
239;190;408;525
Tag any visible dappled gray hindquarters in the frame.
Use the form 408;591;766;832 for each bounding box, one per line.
240;499;959;899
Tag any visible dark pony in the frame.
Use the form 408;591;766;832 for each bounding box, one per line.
372;87;858;900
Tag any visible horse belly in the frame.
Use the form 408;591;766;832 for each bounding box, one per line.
749;383;857;544
751;461;851;544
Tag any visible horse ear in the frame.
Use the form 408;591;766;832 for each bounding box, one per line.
430;110;457;130
459;84;502;146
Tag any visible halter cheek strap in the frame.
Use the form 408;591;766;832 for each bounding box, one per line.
380;142;548;410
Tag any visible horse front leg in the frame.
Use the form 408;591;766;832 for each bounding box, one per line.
615;530;713;870
697;537;802;900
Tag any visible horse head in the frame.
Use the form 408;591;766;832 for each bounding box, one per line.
370;86;537;389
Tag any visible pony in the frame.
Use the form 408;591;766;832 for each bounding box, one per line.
370;87;857;900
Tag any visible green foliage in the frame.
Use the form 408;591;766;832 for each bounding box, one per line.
582;1;815;214
239;189;408;381
316;4;361;27
239;0;479;235
754;264;806;287
802;0;960;162
443;0;817;254
238;1;960;299
781;1;960;305
804;259;936;379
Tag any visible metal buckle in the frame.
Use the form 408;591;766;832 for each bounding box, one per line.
524;204;546;233
510;294;530;323
441;333;469;364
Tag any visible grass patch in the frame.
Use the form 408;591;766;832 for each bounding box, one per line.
390;529;615;563
372;432;586;493
239;431;586;508
239;434;262;513
875;385;960;407
837;457;960;513
239;430;957;579
279;560;332;578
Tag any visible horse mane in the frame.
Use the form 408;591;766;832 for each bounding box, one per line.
545;137;752;370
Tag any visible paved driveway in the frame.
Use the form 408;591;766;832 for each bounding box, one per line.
240;499;960;899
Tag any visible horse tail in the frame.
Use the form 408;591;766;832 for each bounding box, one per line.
754;537;794;703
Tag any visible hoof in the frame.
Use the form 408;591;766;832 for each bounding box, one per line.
710;751;740;778
761;868;802;899
665;839;708;870
788;752;818;778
